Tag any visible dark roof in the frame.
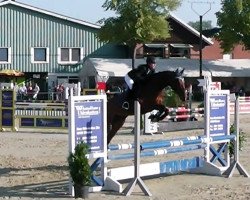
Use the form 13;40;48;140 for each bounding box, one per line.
167;13;213;46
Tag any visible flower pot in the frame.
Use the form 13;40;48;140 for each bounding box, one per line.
74;185;89;199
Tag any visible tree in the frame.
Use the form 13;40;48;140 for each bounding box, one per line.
97;0;181;69
216;0;249;53
188;20;213;31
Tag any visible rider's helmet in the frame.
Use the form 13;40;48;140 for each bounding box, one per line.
146;56;156;71
146;56;156;64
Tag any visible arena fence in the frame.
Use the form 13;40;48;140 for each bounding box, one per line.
1;82;250;133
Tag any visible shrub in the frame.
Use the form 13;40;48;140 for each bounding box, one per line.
163;87;183;107
228;124;247;157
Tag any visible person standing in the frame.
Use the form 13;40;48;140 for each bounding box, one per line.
18;83;27;100
33;83;40;100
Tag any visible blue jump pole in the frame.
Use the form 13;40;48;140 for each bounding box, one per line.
140;136;203;150
108;136;201;151
108;143;134;151
108;135;236;151
141;135;236;150
108;144;206;161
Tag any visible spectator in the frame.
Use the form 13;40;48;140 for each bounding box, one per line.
56;84;64;100
18;83;27;100
33;83;40;99
27;83;33;100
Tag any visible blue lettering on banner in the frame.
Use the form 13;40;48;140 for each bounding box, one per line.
74;100;103;153
21;118;35;127
209;95;228;136
36;118;63;127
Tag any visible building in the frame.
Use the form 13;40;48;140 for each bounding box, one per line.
0;1;213;97
4;1;249;96
0;0;127;97
81;23;250;94
136;13;213;59
202;28;250;60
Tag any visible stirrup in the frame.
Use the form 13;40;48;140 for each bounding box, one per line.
122;101;129;110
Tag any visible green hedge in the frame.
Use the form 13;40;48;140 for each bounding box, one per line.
163;88;183;107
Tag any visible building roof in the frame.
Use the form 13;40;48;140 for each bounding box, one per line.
169;13;213;45
0;0;101;29
0;1;213;44
79;58;250;79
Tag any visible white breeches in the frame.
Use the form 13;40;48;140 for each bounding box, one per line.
125;74;134;90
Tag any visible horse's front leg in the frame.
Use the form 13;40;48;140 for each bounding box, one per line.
148;105;169;122
107;115;127;145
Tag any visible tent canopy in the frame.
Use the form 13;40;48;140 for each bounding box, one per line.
0;69;24;77
79;58;250;81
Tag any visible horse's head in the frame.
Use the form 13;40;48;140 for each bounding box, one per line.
173;68;186;102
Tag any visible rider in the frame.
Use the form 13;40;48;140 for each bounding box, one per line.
122;56;156;110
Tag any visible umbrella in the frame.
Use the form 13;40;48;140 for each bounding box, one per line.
0;69;24;77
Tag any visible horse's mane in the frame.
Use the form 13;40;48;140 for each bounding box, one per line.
147;70;175;80
143;70;176;91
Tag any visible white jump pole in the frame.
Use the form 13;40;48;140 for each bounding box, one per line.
224;96;250;178
123;101;152;196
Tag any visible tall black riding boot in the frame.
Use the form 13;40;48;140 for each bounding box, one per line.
122;90;132;110
132;84;140;101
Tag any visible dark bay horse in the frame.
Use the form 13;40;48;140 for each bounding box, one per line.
107;69;186;144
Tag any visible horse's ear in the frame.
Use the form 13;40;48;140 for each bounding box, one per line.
175;68;184;77
180;68;185;75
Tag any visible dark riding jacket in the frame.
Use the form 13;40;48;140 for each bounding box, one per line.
128;64;155;84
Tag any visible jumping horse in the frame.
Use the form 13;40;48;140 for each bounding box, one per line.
107;68;186;144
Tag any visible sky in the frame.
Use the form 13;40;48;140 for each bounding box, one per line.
17;0;222;27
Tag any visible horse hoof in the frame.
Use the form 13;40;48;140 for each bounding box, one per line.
151;118;159;123
148;114;155;120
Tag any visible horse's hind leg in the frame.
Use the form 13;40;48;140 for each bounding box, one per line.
107;115;127;144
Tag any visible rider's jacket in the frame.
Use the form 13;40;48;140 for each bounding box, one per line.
127;64;155;84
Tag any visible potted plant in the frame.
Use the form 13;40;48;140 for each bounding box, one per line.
68;142;92;198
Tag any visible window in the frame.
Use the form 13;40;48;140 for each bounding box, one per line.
72;48;80;61
169;44;193;58
144;44;168;58
61;48;70;62
31;47;49;63
0;47;11;63
58;47;83;64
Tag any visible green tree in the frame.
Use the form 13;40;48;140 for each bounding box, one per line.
188;20;213;31
216;0;249;53
97;0;181;68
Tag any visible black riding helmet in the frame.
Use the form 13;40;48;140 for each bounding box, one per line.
146;56;156;64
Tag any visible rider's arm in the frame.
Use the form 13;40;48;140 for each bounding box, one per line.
127;65;148;83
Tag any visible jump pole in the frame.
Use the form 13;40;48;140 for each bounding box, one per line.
123;101;152;196
224;95;250;177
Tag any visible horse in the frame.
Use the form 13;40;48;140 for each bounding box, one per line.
107;68;186;144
